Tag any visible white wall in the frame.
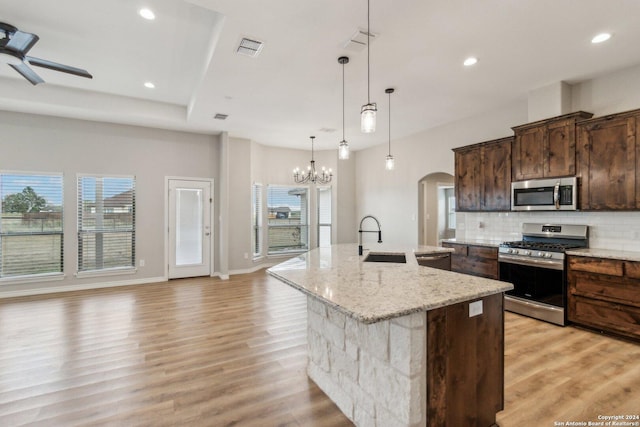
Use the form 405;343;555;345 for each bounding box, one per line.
0;111;219;295
355;101;528;247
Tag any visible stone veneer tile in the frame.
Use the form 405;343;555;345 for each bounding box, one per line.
308;362;354;419
391;311;425;328
307;297;327;316
346;316;390;362
308;329;330;372
359;352;413;424
329;346;358;382
323;319;346;350
307;310;324;334
390;322;425;377
339;374;376;416
327;307;346;328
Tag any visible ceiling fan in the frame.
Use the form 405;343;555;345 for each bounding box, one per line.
0;22;93;85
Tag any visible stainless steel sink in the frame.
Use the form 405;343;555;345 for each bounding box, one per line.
363;252;407;263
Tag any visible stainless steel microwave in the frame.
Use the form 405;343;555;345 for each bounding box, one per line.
511;177;578;211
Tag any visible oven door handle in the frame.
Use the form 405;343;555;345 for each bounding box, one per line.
498;254;564;271
553;182;560;209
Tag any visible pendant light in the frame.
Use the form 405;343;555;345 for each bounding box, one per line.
338;56;350;160
361;0;376;133
293;136;332;184
385;88;395;170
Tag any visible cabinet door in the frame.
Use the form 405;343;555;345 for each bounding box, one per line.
546;119;576;177
455;148;481;211
482;139;512;211
577;115;638;210
512;126;544;180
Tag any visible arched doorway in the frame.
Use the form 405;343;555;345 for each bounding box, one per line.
418;172;455;246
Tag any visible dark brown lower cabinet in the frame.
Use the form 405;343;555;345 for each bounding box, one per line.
568;255;640;341
442;242;499;279
427;293;504;427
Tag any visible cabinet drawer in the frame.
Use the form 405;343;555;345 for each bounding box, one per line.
568;256;623;276
625;261;640;280
569;296;640;341
451;255;498;279
569;272;640;307
468;246;497;260
443;243;468;256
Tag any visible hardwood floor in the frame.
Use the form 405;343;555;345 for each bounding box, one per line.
0;271;638;426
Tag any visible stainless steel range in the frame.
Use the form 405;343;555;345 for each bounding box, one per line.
498;223;588;326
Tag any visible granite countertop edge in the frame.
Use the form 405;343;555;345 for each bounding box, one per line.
565;247;640;262
268;269;510;324
441;238;503;248
267;244;513;324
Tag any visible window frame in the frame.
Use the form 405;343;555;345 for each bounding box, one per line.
251;183;263;260
0;170;65;283
266;185;309;256
76;174;136;277
316;185;332;248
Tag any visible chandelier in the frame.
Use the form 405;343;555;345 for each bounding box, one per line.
293;136;332;184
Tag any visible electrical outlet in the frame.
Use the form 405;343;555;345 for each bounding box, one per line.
139;259;145;267
469;300;483;317
244;253;249;260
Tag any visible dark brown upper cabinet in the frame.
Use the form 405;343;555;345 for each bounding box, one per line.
577;109;640;210
511;111;593;181
454;136;512;212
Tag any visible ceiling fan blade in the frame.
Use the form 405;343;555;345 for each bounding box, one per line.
9;62;44;85
26;56;93;79
6;30;39;55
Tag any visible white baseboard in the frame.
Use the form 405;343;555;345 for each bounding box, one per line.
228;261;279;277
0;275;168;299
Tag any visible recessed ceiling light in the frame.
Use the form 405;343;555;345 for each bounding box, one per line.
144;82;155;89
139;8;155;20
591;33;611;44
463;57;478;67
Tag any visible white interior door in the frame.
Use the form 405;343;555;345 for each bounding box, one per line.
168;179;212;279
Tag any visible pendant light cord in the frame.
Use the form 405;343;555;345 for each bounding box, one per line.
342;61;345;141
388;90;391;155
367;0;371;104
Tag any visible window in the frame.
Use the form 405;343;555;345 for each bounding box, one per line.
251;183;263;258
78;175;135;273
445;187;456;230
267;186;308;254
0;172;64;279
317;186;332;247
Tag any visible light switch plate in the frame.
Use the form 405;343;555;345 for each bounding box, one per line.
469;300;483;317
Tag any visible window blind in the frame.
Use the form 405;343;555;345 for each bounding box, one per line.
252;183;263;258
317;186;332;247
0;172;64;278
78;175;135;272
267;186;308;254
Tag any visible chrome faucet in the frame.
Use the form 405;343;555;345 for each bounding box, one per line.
358;215;382;255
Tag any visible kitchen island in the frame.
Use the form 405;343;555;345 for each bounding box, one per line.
267;244;513;427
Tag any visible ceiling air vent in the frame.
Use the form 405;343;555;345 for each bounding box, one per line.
237;37;264;58
214;113;228;120
343;29;377;52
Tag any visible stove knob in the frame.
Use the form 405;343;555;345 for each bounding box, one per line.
522;250;531;256
544;252;553;258
536;251;544;257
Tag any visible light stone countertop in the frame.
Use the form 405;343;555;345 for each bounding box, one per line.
566;247;640;262
441;238;503;248
267;243;513;324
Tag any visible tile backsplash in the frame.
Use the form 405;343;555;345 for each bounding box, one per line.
457;211;640;251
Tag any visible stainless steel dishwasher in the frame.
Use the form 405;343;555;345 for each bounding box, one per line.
415;253;451;271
